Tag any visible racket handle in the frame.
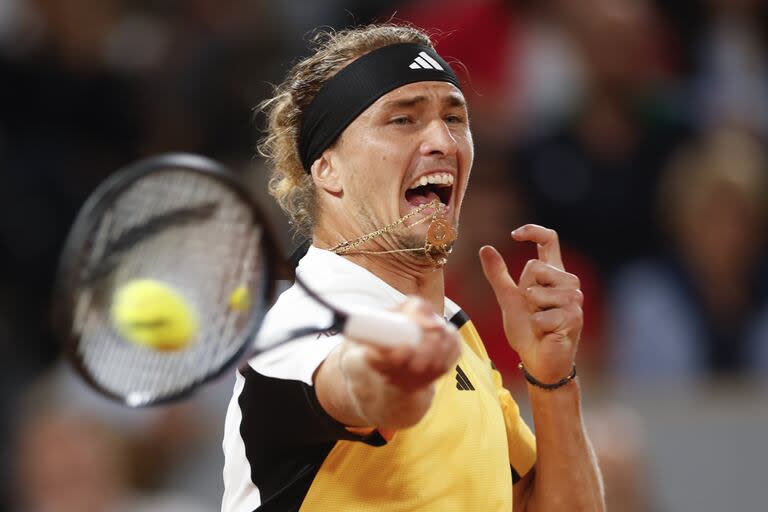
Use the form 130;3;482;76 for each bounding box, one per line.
344;310;422;347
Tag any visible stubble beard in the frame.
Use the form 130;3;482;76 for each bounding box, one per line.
351;200;459;263
351;200;424;253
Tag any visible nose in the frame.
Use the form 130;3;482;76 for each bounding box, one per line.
419;119;458;157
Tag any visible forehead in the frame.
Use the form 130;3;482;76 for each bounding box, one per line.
369;81;466;111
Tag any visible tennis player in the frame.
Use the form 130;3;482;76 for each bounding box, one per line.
222;24;604;511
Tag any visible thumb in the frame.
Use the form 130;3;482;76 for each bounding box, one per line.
479;245;518;305
398;296;443;328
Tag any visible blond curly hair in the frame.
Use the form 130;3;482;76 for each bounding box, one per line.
257;24;435;238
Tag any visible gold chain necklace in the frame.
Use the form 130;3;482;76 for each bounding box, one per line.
329;199;458;267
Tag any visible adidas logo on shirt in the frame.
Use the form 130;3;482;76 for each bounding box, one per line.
455;365;475;391
409;51;444;71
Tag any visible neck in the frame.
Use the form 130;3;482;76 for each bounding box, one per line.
313;226;446;315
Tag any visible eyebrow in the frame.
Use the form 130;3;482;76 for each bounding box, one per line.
444;94;467;108
381;93;467;110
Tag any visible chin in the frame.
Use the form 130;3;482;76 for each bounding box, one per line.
399;230;428;251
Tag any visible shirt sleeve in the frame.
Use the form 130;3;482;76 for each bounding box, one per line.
223;336;386;512
238;288;397;452
241;328;388;450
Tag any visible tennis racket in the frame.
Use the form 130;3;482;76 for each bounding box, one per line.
54;153;421;407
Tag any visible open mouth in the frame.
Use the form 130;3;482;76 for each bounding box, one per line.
405;172;454;209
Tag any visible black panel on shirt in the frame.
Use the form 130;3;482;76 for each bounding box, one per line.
511;465;522;485
448;309;470;329
238;366;386;511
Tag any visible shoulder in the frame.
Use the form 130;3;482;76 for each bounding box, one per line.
262;275;400;332
248;251;404;384
262;247;404;331
444;297;469;328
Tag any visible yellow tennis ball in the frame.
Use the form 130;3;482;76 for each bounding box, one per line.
228;285;251;313
111;279;198;351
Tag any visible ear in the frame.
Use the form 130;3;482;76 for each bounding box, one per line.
311;150;343;194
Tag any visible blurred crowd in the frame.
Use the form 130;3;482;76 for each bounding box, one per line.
1;0;767;510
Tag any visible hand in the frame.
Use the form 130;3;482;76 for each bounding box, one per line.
348;297;461;392
479;225;583;383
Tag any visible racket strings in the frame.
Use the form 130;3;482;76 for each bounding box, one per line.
75;170;265;403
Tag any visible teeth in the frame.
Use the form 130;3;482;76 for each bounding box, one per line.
408;173;455;190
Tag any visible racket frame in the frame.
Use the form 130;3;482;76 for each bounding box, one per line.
54;153;285;406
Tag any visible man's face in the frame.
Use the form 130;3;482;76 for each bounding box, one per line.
324;81;473;252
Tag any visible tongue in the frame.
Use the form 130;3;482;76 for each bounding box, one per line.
406;189;441;207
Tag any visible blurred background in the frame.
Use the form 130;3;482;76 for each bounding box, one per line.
2;0;767;510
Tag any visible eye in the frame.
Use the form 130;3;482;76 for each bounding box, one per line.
389;116;412;126
445;114;465;124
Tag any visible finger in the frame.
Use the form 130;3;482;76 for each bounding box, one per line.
512;225;564;271
409;323;459;375
406;326;435;374
398;297;443;328
362;342;412;369
525;286;583;310
518;259;580;290
531;309;567;335
517;259;542;291
479;245;519;306
531;306;582;335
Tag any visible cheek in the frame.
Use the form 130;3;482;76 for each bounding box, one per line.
356;134;411;190
455;127;474;169
342;154;401;212
461;131;474;165
457;142;473;195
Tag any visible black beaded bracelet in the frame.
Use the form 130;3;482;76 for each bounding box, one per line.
518;362;577;390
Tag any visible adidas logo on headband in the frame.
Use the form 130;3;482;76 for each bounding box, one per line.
300;43;460;171
409;51;444;71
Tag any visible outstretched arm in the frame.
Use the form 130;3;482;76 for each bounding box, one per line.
315;297;461;431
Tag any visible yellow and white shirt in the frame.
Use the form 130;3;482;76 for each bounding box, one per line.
222;246;536;511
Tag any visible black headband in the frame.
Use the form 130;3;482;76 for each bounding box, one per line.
298;42;461;171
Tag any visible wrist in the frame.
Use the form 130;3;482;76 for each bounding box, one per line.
341;342;434;429
526;372;583;420
338;343;374;425
518;362;577;391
